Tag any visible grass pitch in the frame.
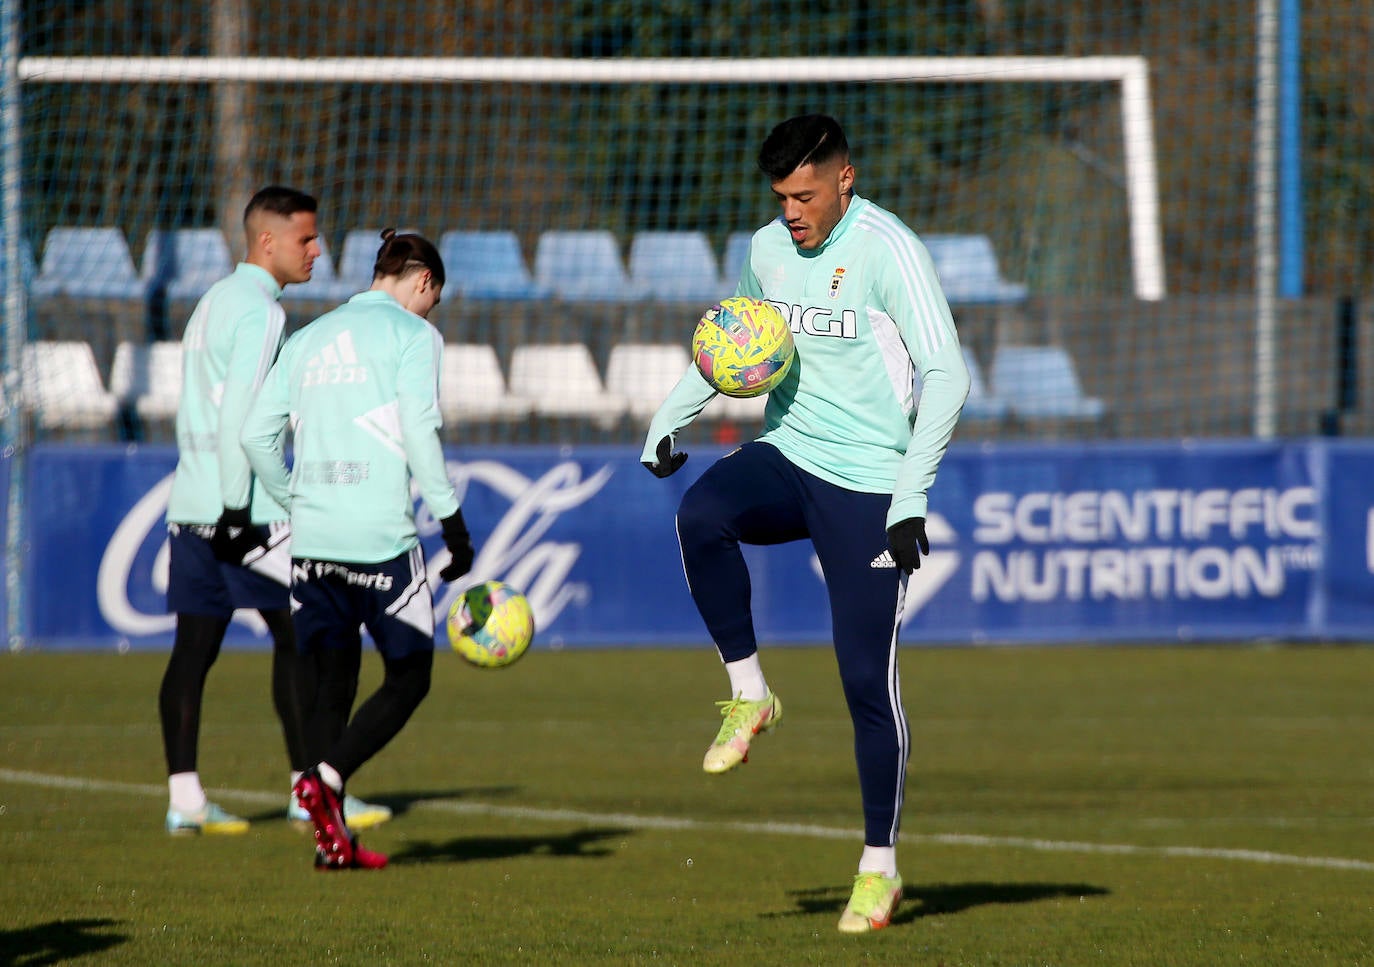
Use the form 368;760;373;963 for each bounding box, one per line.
2;644;1372;965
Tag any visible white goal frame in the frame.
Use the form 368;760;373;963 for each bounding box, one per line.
14;55;1165;300
2;53;1164;647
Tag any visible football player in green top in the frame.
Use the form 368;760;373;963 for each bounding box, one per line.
642;115;971;932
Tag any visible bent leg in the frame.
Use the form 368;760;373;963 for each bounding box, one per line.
324;650;433;783
302;629;363;768
675;442;807;661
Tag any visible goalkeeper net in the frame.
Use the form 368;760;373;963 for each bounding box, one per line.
3;2;1368;449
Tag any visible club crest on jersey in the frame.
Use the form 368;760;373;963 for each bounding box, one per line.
828;266;846;298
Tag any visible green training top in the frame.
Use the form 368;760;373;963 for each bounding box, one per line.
642;193;971;526
166;262;290;526
240;290;459;564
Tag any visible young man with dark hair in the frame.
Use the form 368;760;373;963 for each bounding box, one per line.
159;186;389;835
642;115;970;932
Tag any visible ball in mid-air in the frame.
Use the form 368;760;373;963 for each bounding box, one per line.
447;580;535;668
691;296;795;398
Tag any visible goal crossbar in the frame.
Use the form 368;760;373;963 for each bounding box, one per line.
15;55;1165;299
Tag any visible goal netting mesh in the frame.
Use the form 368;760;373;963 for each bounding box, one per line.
5;2;1371;446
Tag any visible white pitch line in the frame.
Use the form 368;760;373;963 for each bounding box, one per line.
3;767;1372;873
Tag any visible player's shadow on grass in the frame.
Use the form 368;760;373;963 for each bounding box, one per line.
765;881;1109;924
388;826;633;866
0;917;126;966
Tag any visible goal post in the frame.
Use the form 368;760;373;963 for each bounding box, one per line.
13;54;1164;300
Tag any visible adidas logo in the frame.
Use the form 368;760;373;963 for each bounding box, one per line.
811;515;961;623
304;329;368;387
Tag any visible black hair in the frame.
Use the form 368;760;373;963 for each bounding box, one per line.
242;185;317;224
757;114;850;182
372;228;446;289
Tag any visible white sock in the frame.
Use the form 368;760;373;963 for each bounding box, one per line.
168;772;207;815
724;654;769;702
290;771;303;796
318;762;344;793
859;845;898;879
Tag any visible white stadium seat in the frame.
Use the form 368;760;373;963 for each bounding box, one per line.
439;343;534;422
22;340;120;432
508;343;627;428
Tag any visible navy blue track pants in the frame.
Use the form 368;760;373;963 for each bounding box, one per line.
675;441;911;846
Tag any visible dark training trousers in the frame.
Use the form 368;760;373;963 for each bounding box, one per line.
290;549;435;785
674;441;911;847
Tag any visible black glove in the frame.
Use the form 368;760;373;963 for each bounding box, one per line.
210;505;269;566
886;517;930;574
642;435;687;479
438;510;476;582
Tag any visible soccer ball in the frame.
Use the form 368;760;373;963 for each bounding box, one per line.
691;296;795;398
447;580;535;669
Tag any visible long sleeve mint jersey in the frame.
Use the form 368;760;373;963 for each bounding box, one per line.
642;195;970;526
166;263;289;525
240;290;459;564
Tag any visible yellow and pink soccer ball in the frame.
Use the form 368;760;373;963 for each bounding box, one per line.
447;580;535;668
691;296;795;398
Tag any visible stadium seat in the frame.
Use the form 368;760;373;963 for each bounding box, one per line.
31;227;149;300
439;343;534;422
335;229;387;295
21;340;120;432
508;343;627;427
721;231;755;285
990;345;1105;420
628;232;727;304
533;231;642;302
439;231;551;300
604;343;693;423
958;346;1011;421
110;341;183;422
922;234;1028;305
141;228;234;303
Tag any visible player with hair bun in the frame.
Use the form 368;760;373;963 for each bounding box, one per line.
242;228;476;870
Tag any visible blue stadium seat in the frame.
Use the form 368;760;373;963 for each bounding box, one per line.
628;231;726;304
534;230;642;302
439;231;550;300
990;345;1105;420
141;228;234;303
32;227;149;300
335;229;386;295
922;234;1028;305
721;231;755;286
